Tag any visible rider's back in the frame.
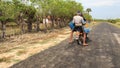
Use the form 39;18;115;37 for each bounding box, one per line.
73;15;83;26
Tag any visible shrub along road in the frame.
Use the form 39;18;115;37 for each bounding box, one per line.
10;23;120;68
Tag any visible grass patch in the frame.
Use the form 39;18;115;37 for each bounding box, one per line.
29;41;40;44
39;33;58;44
108;22;120;28
12;59;21;63
16;50;27;56
39;39;51;44
116;22;120;27
3;47;25;53
0;56;12;63
12;47;25;50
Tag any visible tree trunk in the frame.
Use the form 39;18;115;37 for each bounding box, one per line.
63;17;66;26
56;18;60;28
58;20;62;28
1;21;6;38
27;20;32;32
51;16;55;29
61;18;64;27
20;19;26;34
36;19;40;31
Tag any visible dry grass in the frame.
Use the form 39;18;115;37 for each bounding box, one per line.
116;22;120;27
16;50;27;56
108;22;120;28
0;27;64;54
0;56;13;63
39;23;53;30
0;23;54;39
12;59;21;63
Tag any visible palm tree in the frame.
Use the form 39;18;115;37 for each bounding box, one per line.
86;8;92;14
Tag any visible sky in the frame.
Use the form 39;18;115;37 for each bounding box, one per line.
76;0;120;19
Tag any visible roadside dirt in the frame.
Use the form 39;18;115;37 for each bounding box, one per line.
0;27;71;68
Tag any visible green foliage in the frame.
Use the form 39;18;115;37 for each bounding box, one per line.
33;0;84;19
0;0;91;22
94;19;107;22
0;1;14;22
83;13;92;21
115;18;120;22
108;19;117;24
86;8;92;13
0;17;7;21
21;6;36;19
12;0;36;23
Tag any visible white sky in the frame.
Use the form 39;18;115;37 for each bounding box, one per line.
76;0;120;19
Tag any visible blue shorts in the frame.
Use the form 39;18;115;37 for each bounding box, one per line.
84;28;90;33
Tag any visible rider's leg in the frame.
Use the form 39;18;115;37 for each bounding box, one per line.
69;31;74;43
76;31;79;40
83;32;88;45
86;33;89;40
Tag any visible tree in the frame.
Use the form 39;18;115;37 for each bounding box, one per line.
83;12;92;22
24;6;36;32
86;8;92;14
31;0;84;28
0;1;14;38
13;0;36;32
13;0;27;33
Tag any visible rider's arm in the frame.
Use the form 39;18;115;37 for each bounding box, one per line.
81;18;86;25
73;16;75;23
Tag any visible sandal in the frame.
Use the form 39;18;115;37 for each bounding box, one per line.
83;44;88;46
69;41;73;44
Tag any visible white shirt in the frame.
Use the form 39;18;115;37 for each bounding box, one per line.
73;15;84;26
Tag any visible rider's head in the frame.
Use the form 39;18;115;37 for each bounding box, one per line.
76;11;81;15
